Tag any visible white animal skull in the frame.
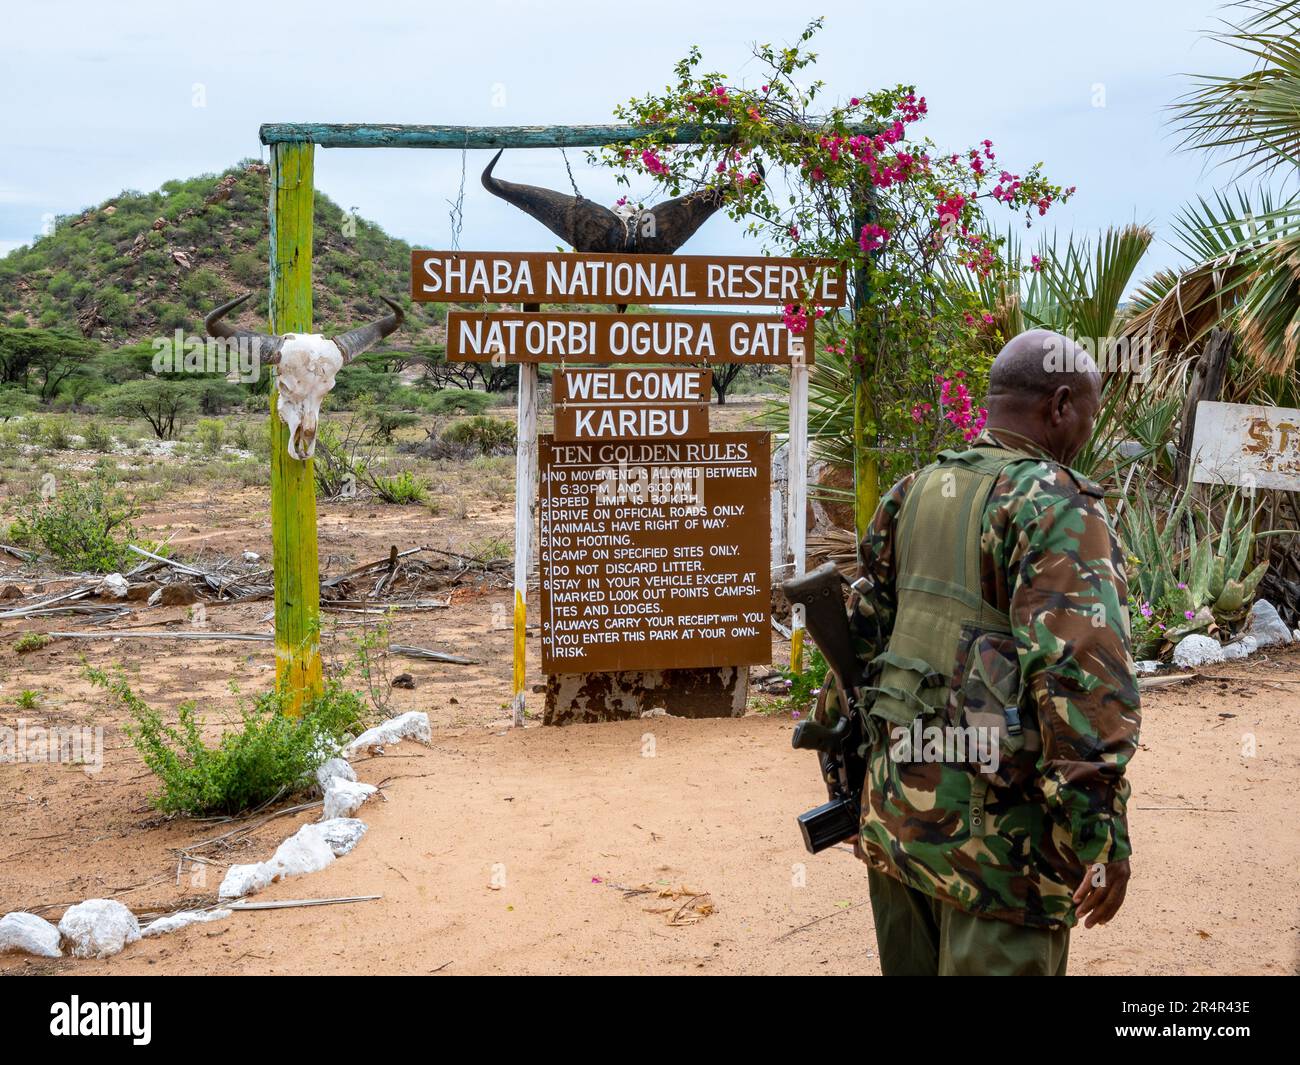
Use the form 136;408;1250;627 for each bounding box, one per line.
272;334;345;460
204;294;403;461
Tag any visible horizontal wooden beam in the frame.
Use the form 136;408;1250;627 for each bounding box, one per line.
258;122;875;149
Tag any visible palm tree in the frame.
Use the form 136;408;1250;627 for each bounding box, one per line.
955;223;1166;479
1129;0;1300;394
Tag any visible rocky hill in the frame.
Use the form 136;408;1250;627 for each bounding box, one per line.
0;161;441;346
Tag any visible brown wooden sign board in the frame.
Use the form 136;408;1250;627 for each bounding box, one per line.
412;250;846;307
553;367;710;442
445;310;809;365
538;431;771;674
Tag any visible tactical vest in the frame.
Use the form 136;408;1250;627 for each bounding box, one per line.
861;445;1038;835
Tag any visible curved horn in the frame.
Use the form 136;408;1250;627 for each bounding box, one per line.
331;297;405;364
204;293;284;364
482;149;622;252
639;186;726;255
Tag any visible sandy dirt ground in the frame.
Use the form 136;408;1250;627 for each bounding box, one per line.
2;439;1298;975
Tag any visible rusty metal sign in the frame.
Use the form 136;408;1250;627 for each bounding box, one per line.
553;367;710;442
412;250;845;307
1191;400;1300;492
445;310;807;364
537;431;771;674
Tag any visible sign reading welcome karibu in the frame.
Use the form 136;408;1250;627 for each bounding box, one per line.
552;367;710;441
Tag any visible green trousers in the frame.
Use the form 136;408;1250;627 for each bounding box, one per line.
868;868;1069;976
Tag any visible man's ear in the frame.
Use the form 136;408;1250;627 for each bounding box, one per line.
1050;385;1072;423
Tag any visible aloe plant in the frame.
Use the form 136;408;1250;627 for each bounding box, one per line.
1120;475;1269;648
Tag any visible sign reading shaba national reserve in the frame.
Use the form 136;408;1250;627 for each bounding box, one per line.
537;432;771;674
1191;400;1300;491
412;251;845;306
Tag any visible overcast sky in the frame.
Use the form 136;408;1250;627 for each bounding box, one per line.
0;0;1258;282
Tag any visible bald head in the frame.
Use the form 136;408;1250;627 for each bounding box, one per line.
984;329;1101;465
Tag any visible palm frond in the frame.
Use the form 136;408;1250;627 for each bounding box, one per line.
1172;0;1300;177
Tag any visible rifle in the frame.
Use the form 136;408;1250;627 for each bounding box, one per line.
782;562;872;854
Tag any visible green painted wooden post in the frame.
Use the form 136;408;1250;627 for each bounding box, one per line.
268;142;322;713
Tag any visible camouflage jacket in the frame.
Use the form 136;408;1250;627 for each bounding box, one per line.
826;430;1140;929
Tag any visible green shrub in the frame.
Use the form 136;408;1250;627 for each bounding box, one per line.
15;632;49;653
467;534;513;562
88;667;372;816
195;417;226;455
15;689;39;710
428;388;491;415
370;469;427;505
774;646;829;714
80;421;115;452
42;417;73;450
441;415;515;455
231;419;253;451
17;473;144;572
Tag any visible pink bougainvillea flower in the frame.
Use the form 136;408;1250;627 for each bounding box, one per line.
858;222;890;253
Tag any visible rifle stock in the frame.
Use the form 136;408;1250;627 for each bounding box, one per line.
781;562;869;854
783;563;861;694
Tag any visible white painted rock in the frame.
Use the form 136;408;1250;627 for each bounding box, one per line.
1173;634;1225;669
217;863;272;901
0;912;62;958
316;757;356;792
1221;636;1258;662
218;822;338;900
1135;660;1160;675
97;573;129;599
1247;600;1293;648
322;777;377;820
141;908;232;938
317;818;368;856
58;899;140;959
342;711;431;758
242;551;260;562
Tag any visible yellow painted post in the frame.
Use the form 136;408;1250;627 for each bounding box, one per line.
788;354;809;674
268;141;323;713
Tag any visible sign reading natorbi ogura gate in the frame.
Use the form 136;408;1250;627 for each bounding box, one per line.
414;249;844;724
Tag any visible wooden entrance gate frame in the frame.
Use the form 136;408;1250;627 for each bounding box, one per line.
258;123;813;721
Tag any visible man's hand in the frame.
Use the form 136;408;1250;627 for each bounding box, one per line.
1072;860;1130;928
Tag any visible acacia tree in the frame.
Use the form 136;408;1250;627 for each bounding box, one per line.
99;379;198;439
600;18;1073;535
